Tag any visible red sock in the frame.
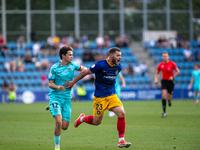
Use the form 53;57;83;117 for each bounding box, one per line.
117;117;125;138
82;115;94;125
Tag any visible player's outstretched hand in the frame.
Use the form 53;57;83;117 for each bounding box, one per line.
154;79;158;85
58;85;65;91
187;84;192;90
122;83;126;88
169;76;174;81
64;81;74;89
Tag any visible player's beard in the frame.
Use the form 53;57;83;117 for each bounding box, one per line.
112;58;118;65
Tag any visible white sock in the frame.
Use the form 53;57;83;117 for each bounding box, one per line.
55;144;60;148
119;137;124;142
80;116;84;122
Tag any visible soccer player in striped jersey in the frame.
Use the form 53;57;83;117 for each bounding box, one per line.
65;47;131;148
109;72;126;117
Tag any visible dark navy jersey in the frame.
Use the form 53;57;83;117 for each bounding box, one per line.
89;59;122;97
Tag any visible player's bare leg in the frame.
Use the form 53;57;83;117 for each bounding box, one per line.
74;114;103;127
112;106;131;148
161;89;167;118
167;93;173;107
195;91;199;105
62;119;69;130
54;115;62;150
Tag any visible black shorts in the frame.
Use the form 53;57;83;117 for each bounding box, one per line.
161;80;174;94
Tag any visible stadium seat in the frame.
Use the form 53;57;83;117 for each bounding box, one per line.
7;42;16;49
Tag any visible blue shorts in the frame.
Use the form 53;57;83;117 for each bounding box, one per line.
49;96;71;122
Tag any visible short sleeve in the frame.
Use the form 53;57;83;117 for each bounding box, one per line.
157;63;161;72
192;71;194;77
73;61;81;71
119;64;122;72
48;66;56;80
173;62;178;70
89;61;101;73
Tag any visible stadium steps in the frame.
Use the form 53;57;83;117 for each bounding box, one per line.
130;42;157;85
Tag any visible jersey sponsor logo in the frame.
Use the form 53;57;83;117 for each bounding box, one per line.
97;111;100;114
103;76;116;79
91;64;95;68
115;70;118;75
103;70;107;72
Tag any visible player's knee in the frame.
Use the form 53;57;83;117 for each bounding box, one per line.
62;123;69;130
93;120;102;126
118;110;125;117
56;120;62;128
62;126;68;130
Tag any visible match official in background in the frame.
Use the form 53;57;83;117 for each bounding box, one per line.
154;52;180;118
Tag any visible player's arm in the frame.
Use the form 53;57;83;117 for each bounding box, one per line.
173;68;180;78
48;80;65;91
79;65;87;72
119;74;126;88
188;77;194;90
154;71;160;84
169;68;180;80
65;68;93;88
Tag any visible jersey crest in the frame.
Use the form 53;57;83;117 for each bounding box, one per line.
115;70;119;75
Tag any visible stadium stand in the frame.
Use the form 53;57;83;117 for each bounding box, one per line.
146;42;199;89
0;41;152;92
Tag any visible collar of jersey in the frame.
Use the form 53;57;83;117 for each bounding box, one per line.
106;59;115;67
57;61;71;67
58;62;62;67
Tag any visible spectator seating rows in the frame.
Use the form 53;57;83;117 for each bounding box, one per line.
147;47;198;89
0;41;152;91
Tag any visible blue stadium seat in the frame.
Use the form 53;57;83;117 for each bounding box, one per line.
18;71;26;78
24;78;30;85
88;41;97;48
145;77;151;83
20;86;27;91
191;41;197;47
7;42;16;49
147;48;154;55
16;49;26;56
110;41;115;47
25;42;34;49
0;79;3;85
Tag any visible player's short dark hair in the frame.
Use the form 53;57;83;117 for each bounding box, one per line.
162;51;168;55
59;46;73;59
195;63;199;68
109;47;121;55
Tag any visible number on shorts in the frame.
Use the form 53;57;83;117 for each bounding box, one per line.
52;102;58;108
96;104;102;110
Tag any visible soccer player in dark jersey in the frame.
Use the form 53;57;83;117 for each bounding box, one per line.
154;52;180;118
65;47;131;148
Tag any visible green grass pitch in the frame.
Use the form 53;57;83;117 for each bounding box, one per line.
0;100;199;150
